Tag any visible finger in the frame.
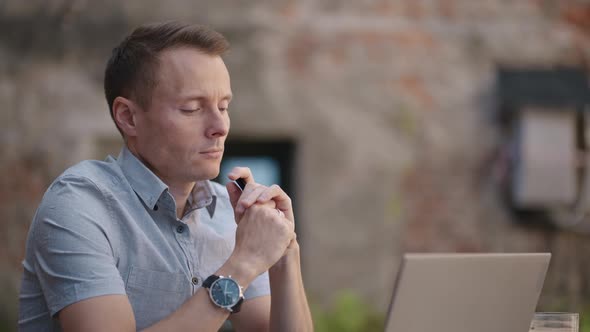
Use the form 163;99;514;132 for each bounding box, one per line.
256;184;294;221
237;183;276;215
225;181;245;209
227;167;255;184
262;205;291;229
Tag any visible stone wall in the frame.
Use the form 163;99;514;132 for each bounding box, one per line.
2;0;590;329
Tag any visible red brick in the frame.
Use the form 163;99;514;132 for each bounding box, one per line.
341;29;437;50
561;3;590;35
404;0;425;20
286;34;317;76
397;75;435;109
278;0;298;19
438;0;455;19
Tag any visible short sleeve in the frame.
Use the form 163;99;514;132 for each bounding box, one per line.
244;271;270;300
30;176;125;316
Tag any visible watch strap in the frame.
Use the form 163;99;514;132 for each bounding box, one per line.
232;296;244;313
202;274;220;289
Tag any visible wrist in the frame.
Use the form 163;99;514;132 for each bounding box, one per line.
217;254;258;288
270;240;301;274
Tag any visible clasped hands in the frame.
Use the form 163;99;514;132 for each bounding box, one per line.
225;167;297;277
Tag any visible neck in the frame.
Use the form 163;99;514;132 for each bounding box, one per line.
168;182;195;219
126;143;195;219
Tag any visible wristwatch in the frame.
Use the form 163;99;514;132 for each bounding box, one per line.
202;275;244;313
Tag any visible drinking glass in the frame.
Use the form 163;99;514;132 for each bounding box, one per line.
529;312;579;332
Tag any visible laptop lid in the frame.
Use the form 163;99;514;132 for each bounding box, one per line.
384;253;551;332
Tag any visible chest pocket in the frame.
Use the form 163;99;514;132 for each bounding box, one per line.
125;266;191;329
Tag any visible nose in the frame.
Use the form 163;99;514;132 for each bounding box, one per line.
205;108;229;139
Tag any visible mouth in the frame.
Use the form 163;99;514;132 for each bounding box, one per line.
200;149;224;159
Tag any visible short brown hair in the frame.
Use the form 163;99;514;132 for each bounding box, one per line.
104;21;230;134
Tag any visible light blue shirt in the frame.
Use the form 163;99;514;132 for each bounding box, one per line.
18;147;270;331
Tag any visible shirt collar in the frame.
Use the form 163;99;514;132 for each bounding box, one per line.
117;146;168;210
116;146;217;217
186;179;217;218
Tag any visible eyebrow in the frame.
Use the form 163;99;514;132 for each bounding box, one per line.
180;93;233;102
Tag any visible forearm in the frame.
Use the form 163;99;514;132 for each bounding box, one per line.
141;288;227;332
143;255;257;332
269;243;313;332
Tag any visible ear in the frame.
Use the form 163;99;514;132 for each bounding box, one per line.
112;97;138;138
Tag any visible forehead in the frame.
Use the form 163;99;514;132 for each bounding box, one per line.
153;47;231;99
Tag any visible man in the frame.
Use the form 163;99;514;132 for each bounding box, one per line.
18;21;313;331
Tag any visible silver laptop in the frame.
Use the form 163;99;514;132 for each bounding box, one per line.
385;253;551;332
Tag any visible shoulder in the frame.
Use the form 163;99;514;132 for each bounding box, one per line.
57;158;124;191
34;159;124;231
42;158;126;201
26;160;124;253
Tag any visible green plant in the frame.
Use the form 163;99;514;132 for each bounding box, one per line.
576;306;590;332
312;291;385;332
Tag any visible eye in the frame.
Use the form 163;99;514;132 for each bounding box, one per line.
180;108;200;113
219;100;230;112
219;104;230;112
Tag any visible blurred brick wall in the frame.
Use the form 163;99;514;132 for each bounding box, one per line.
2;0;590;328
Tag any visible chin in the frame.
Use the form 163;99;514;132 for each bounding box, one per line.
205;171;220;181
187;159;221;181
198;166;221;181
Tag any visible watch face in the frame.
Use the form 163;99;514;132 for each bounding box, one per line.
210;278;240;307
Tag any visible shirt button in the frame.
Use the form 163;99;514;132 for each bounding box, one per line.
191;277;199;285
153;204;159;211
176;225;184;233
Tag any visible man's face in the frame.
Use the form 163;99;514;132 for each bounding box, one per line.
130;47;232;184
